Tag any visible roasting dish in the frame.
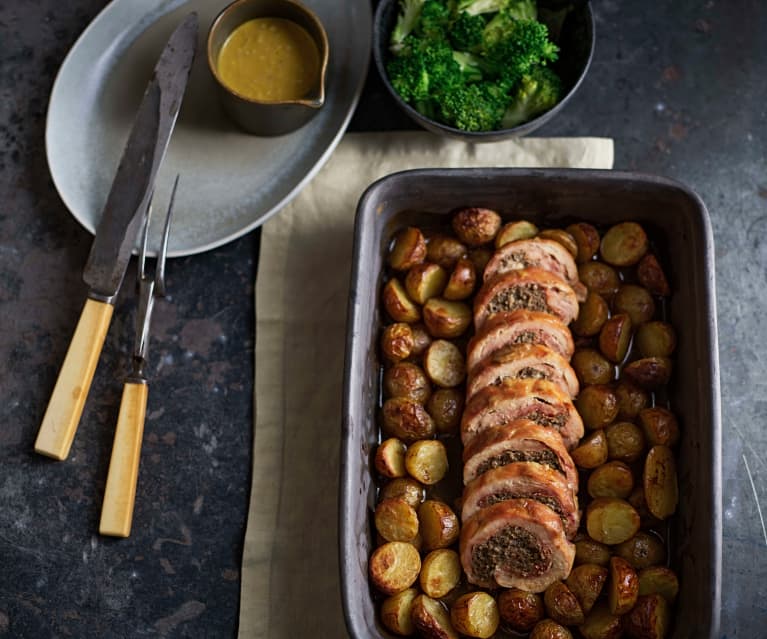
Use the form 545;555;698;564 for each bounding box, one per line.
340;168;721;638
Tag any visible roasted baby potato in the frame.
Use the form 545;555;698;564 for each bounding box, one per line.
572;291;609;337
443;257;477;301
497;588;544;631
452;207;502;247
586;498;641;545
637;253;671;297
579;602;624;639
369;541;421;595
418;500;460;551
420;549;461;599
566;222;601;264
613;284;655;326
615;532;666;570
384;362;431;403
644;445;678;520
578;261;621;297
410;323;433;357
383;279;421;323
411;594;460;639
571;429;609;470
427;235;468;270
572;349;614;385
614;380;650;420
638;407;680;447
574;536;611;567
529;619;574;639
450;592;500;639
544;581;584;626
565;563;608;615
627;485;662;530
538;228;578;258
405;439;448;485
635;321;676;358
587;461;634;499
605;421;646;463
624;593;671;639
599;313;633;363
467;247;492;276
423;298;472;338
496;220;539;248
375;497;419;542
623;357;672;389
405;262;448;304
427;388;464;435
390;227;427;271
382;397;436;442
576;385;619;430
424;340;466;388
381;588;418;636
638;566;679;603
380;477;425;508
381;322;415;361
375;438;407;478
608;556;639;615
600;222;648;267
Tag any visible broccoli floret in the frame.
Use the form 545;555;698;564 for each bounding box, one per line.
438;81;509;131
417;0;451;40
452;50;484;82
387;36;463;103
501;66;562;127
390;0;426;53
481;13;558;84
456;0;536;19
449;11;485;50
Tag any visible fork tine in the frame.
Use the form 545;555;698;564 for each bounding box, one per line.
138;189;155;282
155;174;179;297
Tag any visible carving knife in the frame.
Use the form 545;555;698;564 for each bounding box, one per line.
35;13;199;460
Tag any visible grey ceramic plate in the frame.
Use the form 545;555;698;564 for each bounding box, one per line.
46;0;371;256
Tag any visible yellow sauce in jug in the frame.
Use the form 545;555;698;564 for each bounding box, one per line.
216;17;320;102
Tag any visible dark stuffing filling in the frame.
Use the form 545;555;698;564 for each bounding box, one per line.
512;330;540;344
478;492;563;520
475;449;562;476
524;409;567;430
471;524;552;580
487;285;548;314
516;366;549;380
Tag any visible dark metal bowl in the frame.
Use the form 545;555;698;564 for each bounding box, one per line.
372;0;595;141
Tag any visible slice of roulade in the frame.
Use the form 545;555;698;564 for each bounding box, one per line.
462;420;578;491
466;310;575;375
460;499;576;592
460;379;584;450
461;463;579;538
466;342;579;400
474;268;579;331
483;238;587;301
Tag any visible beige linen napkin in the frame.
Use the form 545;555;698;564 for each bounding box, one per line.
238;132;614;638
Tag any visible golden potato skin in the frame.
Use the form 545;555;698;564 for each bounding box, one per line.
381;322;415;361
468;247;492;276
375;498;420;542
369;541;421;595
572;349;614;385
380;477;425;508
406;262;448;304
443;257;477;301
586;498;641;545
574;537;611;567
450;592;500;638
423;298;472;338
587;461;634;499
599;313;633;363
638;566;679;603
381;588;418;636
405;439;448;485
605;421;646;463
418;500;460;551
544;581;584;626
375;438;408;478
496;220;539;248
410;323;433;357
384;362;431;403
637;253;671;297
638;407;680;447
572;291;609;337
411;594;460;639
538;229;578;258
613;284;655;326
565;563;608;615
571;430;609;470
529;619;574;639
615;532;666;570
420;549;461;598
424;340;466;388
579;602;624;639
427;235;467;269
497;588;544;631
643;445;679;520
624;593;671;639
600;222;648;267
579;262;620;297
451;207;502;247
623;357;673;389
608;556;639;615
566;222;601;264
635;321;676;358
576;384;619;430
426;389;464;435
390;227;427;271
614;380;650;420
383;279;421;323
382;397;436;443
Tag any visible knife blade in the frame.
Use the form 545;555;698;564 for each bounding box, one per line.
35;13;199;461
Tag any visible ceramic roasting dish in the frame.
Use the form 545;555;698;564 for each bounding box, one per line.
340;168;721;639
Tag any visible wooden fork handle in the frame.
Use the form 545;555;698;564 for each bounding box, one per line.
99;381;148;538
34;298;113;460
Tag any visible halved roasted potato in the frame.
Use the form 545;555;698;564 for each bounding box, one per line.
624;594;671;639
586;498;641;545
420;549;461;599
579;602;624;639
406;262;448;305
638;407;680;447
566;222;600;264
565;563;608;615
587;461;634;499
405;439;448;485
637;253;671;296
544;581;584;626
374;438;407;478
383;279;421;323
495;220;538;248
423;299;472;338
382;397;436;442
450;592;500;638
573;536;611;567
599;313;633;363
443;257;477;301
369;541;421;595
375;497;419;542
411;594;459;639
452;207;501;246
497;588;544;631
643;445;678;520
608;556;639;615
424;339;466;388
529;619;574;639
389;227;427;271
418;500;460;551
427;235;467;269
638;566;679;603
635;321;677;358
572;348;614;385
571;429;609;470
383;362;431;403
572;291;609;337
381;588;418;636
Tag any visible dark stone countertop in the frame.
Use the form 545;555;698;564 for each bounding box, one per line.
1;1;765;637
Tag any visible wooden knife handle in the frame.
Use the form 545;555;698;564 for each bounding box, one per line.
99;381;148;538
34;298;114;460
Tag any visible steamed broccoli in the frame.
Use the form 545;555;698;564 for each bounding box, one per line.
448;11;486;50
438;81;509;131
417;0;451;39
457;0;536;19
387;36;462;103
390;0;426;53
501;66;562;127
452;50;484;82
